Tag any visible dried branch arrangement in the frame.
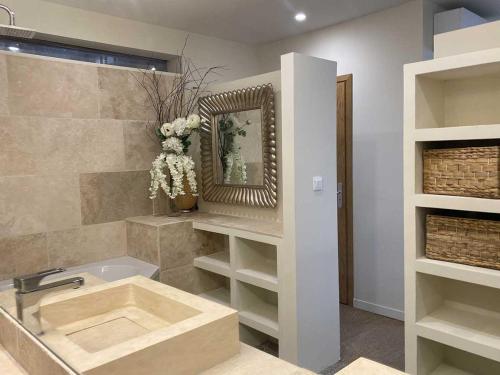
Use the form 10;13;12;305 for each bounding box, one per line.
133;41;222;144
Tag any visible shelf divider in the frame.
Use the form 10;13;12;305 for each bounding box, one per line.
416;258;500;290
413;194;500;214
413;124;500;142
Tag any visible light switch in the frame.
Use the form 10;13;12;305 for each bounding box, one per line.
312;176;323;191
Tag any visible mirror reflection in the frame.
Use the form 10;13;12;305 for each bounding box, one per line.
215;109;263;186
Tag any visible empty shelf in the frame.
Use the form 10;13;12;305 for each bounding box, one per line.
236;262;278;292
193;251;230;277
416;302;500;361
199;287;230;307
239;302;279;339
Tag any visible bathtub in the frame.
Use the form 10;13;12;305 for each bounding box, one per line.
0;256;159;292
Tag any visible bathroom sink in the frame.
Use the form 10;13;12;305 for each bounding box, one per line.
37;276;240;375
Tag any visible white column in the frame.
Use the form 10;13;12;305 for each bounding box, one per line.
280;52;340;372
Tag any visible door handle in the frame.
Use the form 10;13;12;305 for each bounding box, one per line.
337;182;343;208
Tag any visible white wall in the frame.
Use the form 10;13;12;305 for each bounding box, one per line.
257;0;429;319
1;0;259;81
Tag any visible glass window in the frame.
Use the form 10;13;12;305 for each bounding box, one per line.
0;37;168;71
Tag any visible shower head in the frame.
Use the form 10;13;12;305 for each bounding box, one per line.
0;4;36;39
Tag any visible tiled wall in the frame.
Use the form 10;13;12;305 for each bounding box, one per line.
126;216;226;294
0;52;172;281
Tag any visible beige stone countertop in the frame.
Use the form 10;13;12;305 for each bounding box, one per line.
127;212;283;238
0;344;27;375
0;342;313;375
201;344;315;375
336;358;406;375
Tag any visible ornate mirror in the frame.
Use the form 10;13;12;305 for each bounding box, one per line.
198;84;277;208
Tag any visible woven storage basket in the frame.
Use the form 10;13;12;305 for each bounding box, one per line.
423;146;500;198
426;214;500;270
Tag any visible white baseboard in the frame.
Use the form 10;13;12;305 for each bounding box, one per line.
353;299;404;321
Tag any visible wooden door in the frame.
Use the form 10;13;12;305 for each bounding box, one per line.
337;74;353;306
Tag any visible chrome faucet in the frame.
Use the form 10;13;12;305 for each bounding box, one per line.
13;268;84;322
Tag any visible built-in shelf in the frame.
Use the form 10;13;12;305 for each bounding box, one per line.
413;124;500;142
237;281;279;339
193;251;230;277
413;194;500;214
235;264;278;292
418;336;500;375
429;364;472;375
199;287;231;307
239;305;279;339
193;220;282;353
415;258;500;290
416;302;500;362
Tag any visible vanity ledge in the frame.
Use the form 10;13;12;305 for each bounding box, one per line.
127;212;283;238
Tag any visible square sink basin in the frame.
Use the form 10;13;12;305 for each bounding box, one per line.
37;276;240;375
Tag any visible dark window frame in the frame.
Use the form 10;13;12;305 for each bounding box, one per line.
0;37;168;71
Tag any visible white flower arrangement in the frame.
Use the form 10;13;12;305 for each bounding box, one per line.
162;137;183;154
149;114;201;200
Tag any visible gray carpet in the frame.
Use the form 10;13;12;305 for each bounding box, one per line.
254;305;404;374
320;304;404;374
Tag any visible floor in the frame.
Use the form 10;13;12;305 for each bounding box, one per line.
256;305;404;374
321;304;404;374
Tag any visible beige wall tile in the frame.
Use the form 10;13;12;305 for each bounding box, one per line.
80;171;152;225
158;222;211;270
48;221;126;268
7;55;98;118
123;121;161;170
160;265;225;295
47;228;82;269
0;233;48;281
38;118;125;174
126;222;159;266
0;176;46;238
0;56;8;116
0;116;38;177
98;68;155;121
0;175;80;237
43;175;81;233
159;222;195;270
81;221;126;261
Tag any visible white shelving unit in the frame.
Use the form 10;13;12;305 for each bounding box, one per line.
191;220;282;347
404;47;500;374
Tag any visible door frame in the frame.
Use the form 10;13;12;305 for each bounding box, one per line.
337;74;354;306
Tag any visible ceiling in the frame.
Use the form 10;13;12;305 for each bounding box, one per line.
43;0;410;44
43;0;500;45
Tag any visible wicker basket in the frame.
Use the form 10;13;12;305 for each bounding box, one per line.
426;214;500;270
423;146;500;198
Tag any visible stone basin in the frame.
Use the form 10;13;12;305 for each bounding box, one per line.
37;276;240;375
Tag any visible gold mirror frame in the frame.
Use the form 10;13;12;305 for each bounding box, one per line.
198;84;277;208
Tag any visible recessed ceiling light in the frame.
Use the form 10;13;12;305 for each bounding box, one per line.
8;46;19;52
150;66;156;71
295;12;306;22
